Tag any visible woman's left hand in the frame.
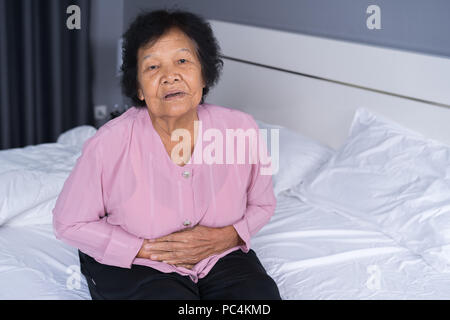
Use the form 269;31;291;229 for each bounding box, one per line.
141;225;242;269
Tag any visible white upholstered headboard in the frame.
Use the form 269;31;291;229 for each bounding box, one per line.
205;20;450;149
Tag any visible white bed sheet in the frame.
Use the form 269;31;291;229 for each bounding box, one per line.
0;125;97;227
0;223;90;299
254;191;450;300
2;191;450;299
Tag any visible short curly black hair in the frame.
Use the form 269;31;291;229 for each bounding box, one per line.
120;9;224;107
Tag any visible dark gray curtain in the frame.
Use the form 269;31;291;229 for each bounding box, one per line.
0;0;94;150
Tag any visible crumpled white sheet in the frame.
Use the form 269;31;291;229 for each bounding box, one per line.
293;108;450;274
1;192;450;299
253;191;450;300
0;224;90;300
2;122;450;299
0;126;97;226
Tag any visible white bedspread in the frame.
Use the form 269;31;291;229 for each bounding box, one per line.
1;191;450;299
0;224;90;299
2;124;449;299
254;191;450;300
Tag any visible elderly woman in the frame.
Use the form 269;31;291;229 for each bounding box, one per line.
52;9;281;300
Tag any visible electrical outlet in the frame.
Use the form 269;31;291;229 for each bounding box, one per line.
94;105;108;120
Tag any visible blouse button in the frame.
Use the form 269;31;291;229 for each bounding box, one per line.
183;220;191;226
182;170;190;178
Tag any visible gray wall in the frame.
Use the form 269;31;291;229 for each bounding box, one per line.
124;0;450;59
90;0;124;127
89;0;450;127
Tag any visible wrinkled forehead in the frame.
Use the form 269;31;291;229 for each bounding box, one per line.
138;27;199;59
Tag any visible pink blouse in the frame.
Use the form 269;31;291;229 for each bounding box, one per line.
52;103;276;283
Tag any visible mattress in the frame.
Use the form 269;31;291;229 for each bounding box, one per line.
1;191;450;299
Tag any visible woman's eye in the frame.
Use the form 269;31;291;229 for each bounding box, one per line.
178;59;187;64
147;65;158;70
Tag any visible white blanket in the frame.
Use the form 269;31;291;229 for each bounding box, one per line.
2;124;449;299
255;191;450;299
1;192;450;299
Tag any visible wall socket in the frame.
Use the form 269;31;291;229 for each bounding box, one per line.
94;105;108;120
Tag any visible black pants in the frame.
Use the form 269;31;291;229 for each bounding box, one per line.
78;249;282;300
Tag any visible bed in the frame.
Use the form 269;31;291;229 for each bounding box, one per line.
1;19;450;300
3;184;450;300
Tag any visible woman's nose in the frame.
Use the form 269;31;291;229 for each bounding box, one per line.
161;67;181;84
163;76;179;84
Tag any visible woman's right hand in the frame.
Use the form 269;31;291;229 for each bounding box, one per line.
136;239;195;270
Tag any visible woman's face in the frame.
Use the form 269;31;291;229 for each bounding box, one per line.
136;27;205;119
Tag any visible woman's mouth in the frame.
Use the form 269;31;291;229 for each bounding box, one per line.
164;92;186;100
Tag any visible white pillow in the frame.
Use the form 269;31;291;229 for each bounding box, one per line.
255;119;334;196
294;108;450;273
57;125;97;149
0;126;97;226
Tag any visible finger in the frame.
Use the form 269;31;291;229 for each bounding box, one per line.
149;251;179;262
144;241;189;252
